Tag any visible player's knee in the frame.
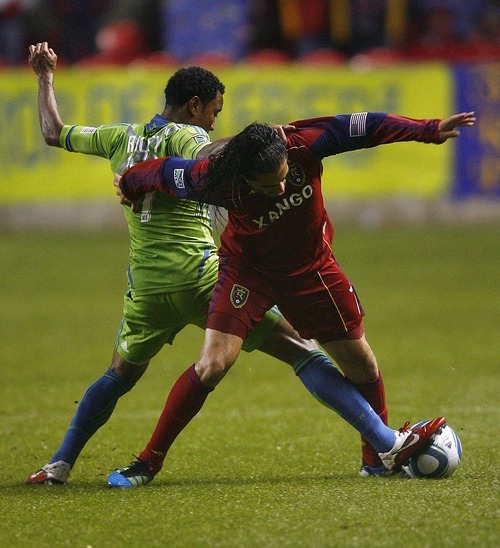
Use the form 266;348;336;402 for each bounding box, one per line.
196;355;233;387
362;358;379;380
333;346;379;384
351;352;379;382
110;354;149;385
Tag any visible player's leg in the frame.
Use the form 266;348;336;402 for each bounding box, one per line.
322;336;388;422
138;327;244;467
108;263;258;486
27;291;178;485
322;336;388;470
26;351;144;485
108;328;243;487
276;262;390;473
113;308;308;485
319;334;445;475
258;314;395;458
108;309;284;488
269;316;445;476
202;261;397;476
26;351;140;485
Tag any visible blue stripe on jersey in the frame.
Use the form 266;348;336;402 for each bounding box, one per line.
65;125;77;151
197;247;211;278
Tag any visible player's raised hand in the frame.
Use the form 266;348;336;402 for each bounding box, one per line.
29;42;58;75
270;124;296;144
437;112;476;143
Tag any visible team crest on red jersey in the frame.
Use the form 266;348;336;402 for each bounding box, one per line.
287;163;305;186
230;284;249;308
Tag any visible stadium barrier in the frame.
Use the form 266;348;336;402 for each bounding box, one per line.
1;62;497;205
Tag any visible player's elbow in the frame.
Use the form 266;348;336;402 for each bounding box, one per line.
41;122;63;147
43;134;61;147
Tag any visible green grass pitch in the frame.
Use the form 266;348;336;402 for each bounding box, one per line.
0;224;498;547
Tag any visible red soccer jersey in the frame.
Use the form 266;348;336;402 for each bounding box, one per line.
219;124;332;276
119;112;441;279
216;113;440;277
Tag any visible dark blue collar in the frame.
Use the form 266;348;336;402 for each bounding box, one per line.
145;114;170;131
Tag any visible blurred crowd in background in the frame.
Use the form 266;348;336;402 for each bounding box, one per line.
1;0;499;67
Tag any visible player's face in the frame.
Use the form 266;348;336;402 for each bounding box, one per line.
246;156;289;197
195;91;224;132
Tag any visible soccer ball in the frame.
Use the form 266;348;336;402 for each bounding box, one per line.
405;422;462;479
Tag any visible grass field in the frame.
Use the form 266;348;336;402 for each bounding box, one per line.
0;224;498;547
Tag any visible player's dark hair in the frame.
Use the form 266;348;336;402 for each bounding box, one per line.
164;66;225;107
198;123;287;206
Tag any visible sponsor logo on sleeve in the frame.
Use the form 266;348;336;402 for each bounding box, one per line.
194;135;208;144
174;169;185;189
80;127;98;134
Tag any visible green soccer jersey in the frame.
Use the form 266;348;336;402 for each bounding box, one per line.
60;115;218;295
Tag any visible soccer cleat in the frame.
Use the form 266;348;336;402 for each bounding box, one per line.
107;459;155;488
401;464;418;479
359;463;390;477
27;460;71;485
359;461;411;479
378;417;446;470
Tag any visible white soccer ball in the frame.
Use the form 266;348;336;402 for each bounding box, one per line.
405;422;462;479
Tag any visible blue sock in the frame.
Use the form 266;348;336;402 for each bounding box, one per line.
294;351;395;453
50;369;133;467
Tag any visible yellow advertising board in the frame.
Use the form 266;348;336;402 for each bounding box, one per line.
1;63;452;203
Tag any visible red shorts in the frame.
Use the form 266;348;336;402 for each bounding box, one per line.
206;253;365;343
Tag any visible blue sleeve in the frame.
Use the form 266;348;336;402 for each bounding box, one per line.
309;112;387;158
160;157;200;198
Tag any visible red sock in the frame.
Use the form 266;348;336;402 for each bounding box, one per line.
139;365;213;474
355;373;389;467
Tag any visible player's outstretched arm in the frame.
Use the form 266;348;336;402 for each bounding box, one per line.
436;112;476;143
28;42;64;147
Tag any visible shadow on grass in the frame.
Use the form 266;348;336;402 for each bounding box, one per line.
4;469;371;496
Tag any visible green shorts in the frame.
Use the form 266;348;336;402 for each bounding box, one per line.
115;287;282;364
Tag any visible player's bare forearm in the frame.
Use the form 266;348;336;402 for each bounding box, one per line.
436;112;476;143
197;138;231;158
196;125;294;158
29;42;64;147
37;73;64;146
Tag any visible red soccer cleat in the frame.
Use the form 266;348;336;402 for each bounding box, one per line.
379;417;446;470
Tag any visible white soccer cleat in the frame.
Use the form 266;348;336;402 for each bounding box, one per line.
27;460;71;485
